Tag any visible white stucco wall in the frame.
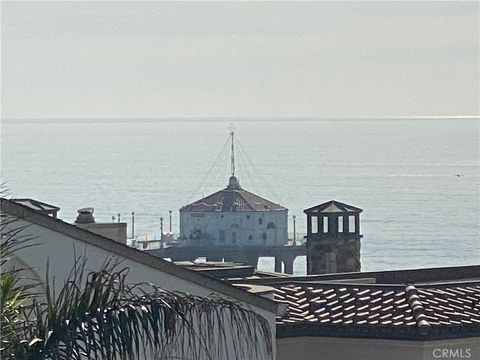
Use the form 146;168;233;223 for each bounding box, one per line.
5;216;277;359
180;210;288;246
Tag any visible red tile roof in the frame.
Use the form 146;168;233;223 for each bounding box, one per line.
180;187;287;212
275;282;480;340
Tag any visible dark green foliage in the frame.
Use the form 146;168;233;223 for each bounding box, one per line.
1;213;41;359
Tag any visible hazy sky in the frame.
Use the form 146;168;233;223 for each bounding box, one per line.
2;1;479;119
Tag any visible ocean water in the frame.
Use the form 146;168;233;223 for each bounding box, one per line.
1;118;479;274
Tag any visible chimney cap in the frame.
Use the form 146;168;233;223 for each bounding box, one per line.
78;207;94;214
75;207;95;224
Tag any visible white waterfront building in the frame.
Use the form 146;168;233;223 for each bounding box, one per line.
180;130;288;247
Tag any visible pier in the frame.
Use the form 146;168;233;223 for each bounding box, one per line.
139;129;307;275
145;244;306;274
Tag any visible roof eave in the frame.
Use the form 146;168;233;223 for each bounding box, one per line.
277;323;480;341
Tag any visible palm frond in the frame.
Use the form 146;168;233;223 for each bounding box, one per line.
22;257;273;360
1;210;41;359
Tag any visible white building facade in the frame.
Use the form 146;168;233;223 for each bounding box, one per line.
180;176;288;247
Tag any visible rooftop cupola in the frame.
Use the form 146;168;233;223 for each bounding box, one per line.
304;200;363;275
227;175;241;190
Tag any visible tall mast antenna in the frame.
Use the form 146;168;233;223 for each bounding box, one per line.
229;124;236;177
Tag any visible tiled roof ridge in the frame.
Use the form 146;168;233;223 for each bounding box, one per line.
405;284;430;332
271;280;480;290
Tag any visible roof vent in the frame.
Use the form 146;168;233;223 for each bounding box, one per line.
75;207;95;224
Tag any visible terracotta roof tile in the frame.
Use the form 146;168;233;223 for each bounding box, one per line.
274;282;480;340
180;187;286;212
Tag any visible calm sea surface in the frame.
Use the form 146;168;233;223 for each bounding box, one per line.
2;118;479;274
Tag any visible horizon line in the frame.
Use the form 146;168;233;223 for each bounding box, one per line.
2;115;479;122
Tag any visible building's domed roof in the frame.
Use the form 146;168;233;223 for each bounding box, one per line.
180;182;287;212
